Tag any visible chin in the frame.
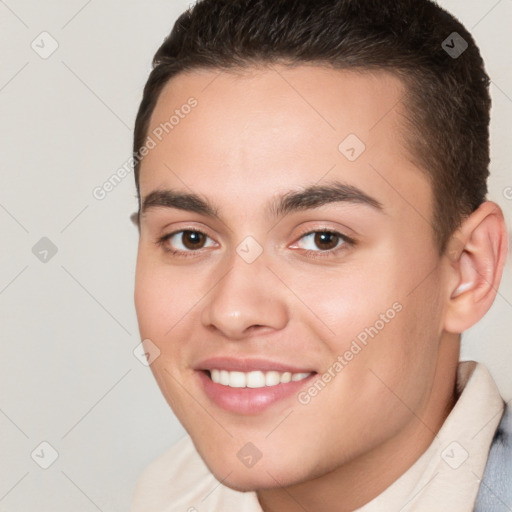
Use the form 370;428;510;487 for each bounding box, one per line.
217;470;284;493
202;453;309;493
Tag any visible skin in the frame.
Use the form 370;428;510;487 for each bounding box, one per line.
133;64;508;512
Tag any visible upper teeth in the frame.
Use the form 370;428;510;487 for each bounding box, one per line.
209;369;312;388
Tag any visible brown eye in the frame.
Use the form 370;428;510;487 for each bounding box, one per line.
291;229;356;259
312;231;340;251
158;229;216;255
297;230;346;252
181;230;207;250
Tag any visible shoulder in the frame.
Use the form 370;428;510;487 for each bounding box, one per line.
130;435;261;512
496;401;512;440
474;401;512;511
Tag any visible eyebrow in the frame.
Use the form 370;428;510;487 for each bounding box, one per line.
140;180;384;221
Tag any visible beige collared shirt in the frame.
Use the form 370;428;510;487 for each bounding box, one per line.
130;361;505;512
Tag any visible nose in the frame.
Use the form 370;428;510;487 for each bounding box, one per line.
200;254;289;340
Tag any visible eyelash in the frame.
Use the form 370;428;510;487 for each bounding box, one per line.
155;228;356;260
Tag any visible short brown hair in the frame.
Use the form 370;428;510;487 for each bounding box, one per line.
133;0;491;255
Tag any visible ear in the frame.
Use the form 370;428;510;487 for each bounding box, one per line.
130;212;140;233
443;201;509;333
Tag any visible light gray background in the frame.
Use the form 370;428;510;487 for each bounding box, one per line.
0;0;511;510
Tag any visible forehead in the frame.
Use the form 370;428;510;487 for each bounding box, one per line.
139;64;431;225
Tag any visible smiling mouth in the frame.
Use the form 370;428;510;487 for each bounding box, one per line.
205;369;315;388
197;366;318;414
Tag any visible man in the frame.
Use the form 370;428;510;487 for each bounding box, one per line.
130;0;511;510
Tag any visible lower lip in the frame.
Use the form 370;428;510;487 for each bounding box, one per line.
197;370;316;415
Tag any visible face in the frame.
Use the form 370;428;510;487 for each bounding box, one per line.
134;64;453;491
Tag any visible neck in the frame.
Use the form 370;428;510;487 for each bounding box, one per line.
256;334;460;512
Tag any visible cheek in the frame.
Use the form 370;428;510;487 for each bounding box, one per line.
305;269;400;350
134;270;168;337
340;281;443;422
311;264;441;405
134;256;193;338
134;260;195;415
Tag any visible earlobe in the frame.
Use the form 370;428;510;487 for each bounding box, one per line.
444;201;508;333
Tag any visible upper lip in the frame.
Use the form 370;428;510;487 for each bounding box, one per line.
195;356;316;373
